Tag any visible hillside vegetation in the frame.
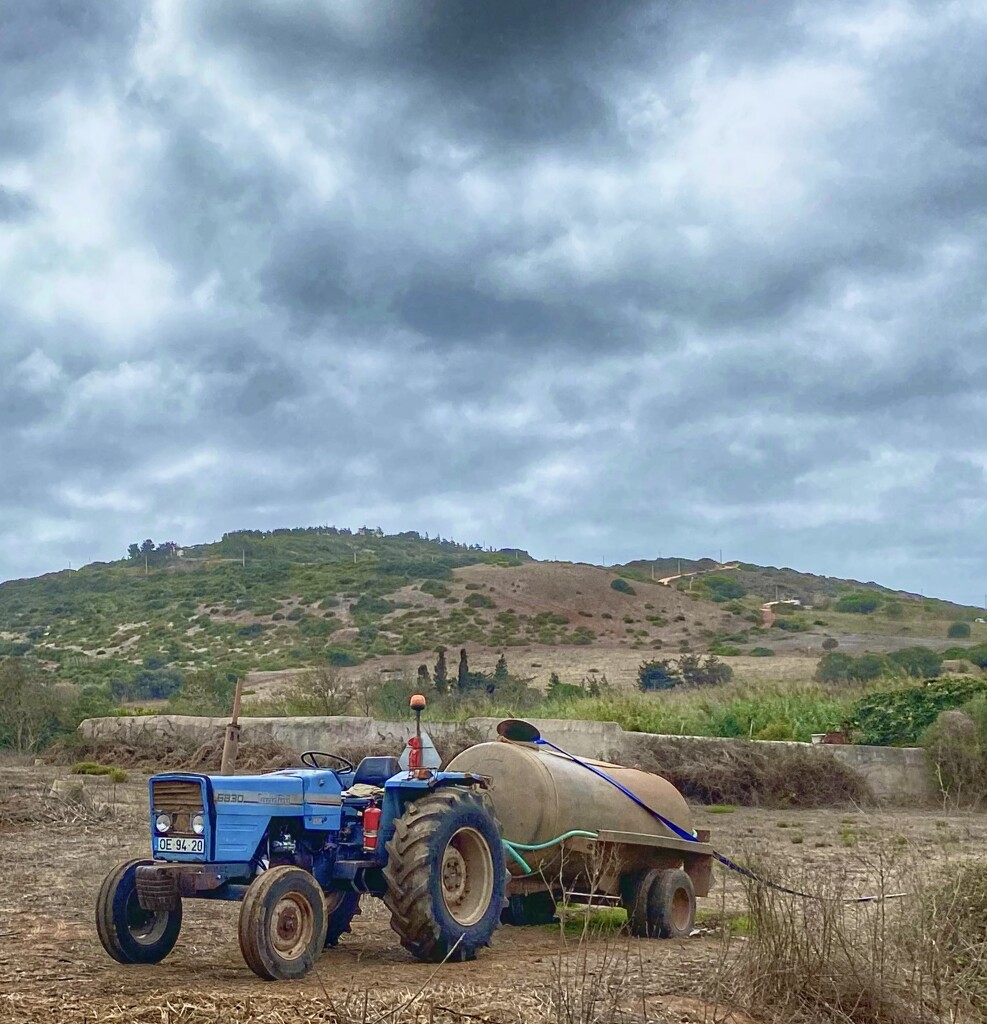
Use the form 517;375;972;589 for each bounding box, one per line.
2;525;986;757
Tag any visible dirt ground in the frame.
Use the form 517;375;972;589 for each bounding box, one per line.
3;763;987;1023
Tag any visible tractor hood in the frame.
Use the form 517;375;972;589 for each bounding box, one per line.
149;768;348;865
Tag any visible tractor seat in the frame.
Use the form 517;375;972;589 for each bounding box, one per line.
352;756;402;788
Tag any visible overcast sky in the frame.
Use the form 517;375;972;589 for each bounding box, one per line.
2;1;986;606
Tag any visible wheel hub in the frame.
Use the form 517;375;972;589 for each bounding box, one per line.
439;826;495;928
442;847;468;904
270;895;313;960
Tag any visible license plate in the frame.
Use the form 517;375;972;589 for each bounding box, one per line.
156;836;204;854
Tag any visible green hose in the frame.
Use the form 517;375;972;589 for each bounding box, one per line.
502;829;599;876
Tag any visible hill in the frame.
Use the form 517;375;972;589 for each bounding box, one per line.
1;526;984;705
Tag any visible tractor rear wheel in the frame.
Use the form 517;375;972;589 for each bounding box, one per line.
238;866;327;980
96;859;183;964
384;789;507;962
324;890;361;948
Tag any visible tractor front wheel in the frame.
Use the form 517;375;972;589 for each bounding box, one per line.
384;789;507;962
96;859;183;964
238;866;328;980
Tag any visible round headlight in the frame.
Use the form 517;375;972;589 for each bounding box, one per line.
191;812;205;835
154;812;172;834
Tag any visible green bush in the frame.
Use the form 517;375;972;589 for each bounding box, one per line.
637;659;679;691
815;652;890;684
71;761;126;779
942;643;987;669
701;576;746;602
834;592;879;614
772;617;810;632
888;646;941;678
326;647;361;667
464;593;495;609
610;578;636;595
749;647;775;657
853;677;987;746
948;621;972;639
922;698;987;806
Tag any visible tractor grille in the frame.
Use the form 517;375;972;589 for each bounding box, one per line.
151;779;203;836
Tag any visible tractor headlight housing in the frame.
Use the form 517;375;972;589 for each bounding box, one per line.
191;812;205;835
154;812;172;834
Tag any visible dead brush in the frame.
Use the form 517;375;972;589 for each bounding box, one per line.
0;775;119;827
901;861;987;1022
624;735;872;808
707;845;987;1024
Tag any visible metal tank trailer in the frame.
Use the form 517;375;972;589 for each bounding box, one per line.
451;720;713;937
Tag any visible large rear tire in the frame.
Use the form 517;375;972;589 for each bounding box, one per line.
238;866;328;980
96;859;182;964
384;789;507;962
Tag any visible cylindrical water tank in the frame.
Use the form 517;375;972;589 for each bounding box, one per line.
446;737;694;881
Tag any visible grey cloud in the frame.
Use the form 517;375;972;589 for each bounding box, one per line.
2;0;987;605
0;187;37;222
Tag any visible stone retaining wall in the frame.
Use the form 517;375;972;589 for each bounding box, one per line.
78;714;935;804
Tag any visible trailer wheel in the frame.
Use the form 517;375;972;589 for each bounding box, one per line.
96;859;182;964
238;866;328;980
621;868;662;937
324;891;361;948
648;869;696;938
384;789;508;962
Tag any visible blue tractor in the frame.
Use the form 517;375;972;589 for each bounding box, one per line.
96;697;508;980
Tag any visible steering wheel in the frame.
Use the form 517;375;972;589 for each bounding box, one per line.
300;751;356;773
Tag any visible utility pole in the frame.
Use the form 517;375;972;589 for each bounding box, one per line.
719;548;723;565
241;549;245;568
144;554;148;576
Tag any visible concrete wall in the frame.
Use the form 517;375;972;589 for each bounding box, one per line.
78;714;935;804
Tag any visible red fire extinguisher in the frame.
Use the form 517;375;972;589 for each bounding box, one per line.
363;805;382;852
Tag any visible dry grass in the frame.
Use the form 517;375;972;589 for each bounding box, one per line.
707;851;987;1024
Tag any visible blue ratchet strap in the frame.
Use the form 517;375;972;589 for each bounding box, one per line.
534;737;907;905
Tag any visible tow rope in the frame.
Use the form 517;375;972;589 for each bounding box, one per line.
531;735;908;905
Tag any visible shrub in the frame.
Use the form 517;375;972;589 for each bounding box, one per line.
948;621;972;639
814;653;857;683
853;676;987;746
922;703;987;807
637;659;679;691
464;593;495;609
350;594;395;616
815;652;890;684
834;592;879;614
610;578;636;595
888;646;942;678
702;575;746;602
326;647;361;667
70;762;128;782
773;616;810;632
749;647;775;657
821;638;839;651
